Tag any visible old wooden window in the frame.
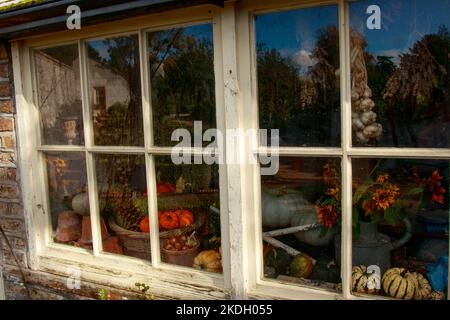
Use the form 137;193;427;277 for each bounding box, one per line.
12;0;450;300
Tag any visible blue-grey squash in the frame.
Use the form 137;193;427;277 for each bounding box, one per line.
261;188;309;229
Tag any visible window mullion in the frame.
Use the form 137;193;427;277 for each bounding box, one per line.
220;1;248;299
138;29;161;267
339;0;353;300
79;39;103;256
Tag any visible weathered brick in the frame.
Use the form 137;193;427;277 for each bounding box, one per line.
1;134;15;148
0;167;16;181
1;236;25;251
0;117;13;131
0;218;24;234
0;100;13;113
0;202;7;215
29;287;66;300
2;249;27;268
0;82;9;97
0;202;22;218
4;280;29;300
0;184;18;198
8;203;21;216
0;45;8;60
0;64;8;78
0;151;15;166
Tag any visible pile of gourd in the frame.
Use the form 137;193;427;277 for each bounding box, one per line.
352;265;445;300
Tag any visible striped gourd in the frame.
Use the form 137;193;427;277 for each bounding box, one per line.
381;268;418;300
351;265;380;294
411;272;432;300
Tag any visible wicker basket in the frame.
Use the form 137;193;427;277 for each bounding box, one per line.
108;211;205;261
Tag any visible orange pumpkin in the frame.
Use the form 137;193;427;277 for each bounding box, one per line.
175;209;194;227
139;216;150;233
193;250;222;273
157;183;175;195
159;211;179;230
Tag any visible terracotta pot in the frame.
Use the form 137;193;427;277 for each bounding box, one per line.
103;236;124;255
55;211;81;243
78;216;109;248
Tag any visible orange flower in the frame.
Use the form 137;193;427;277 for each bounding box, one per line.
376;174;390;184
316;204;339;229
427;170;446;204
372;184;399;211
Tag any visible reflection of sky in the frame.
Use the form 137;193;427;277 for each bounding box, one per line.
351;0;449;62
255;0;449;67
89;41;110;60
255;5;338;72
183;23;213;41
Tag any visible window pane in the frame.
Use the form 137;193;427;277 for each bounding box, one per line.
255;6;341;147
87;35;144;146
260;157;342;292
148;24;216;147
45;152;90;249
350;159;448;300
155;156;221;273
350;0;450;148
35;45;84;145
96;154;148;259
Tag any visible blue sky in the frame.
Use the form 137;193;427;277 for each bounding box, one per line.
255;0;449;67
351;0;450;62
88;24;213;62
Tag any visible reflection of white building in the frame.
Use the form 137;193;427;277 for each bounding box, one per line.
35;51;130;129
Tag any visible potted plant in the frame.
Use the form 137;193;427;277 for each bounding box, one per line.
316;161;447;273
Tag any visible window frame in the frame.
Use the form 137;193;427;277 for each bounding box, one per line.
11;0;450;300
237;0;450;300
13;5;232;300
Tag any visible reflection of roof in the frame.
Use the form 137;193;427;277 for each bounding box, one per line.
35;50;73;71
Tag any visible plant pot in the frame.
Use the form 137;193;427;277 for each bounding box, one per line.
78;216;109;248
55;211;81;243
161;241;200;268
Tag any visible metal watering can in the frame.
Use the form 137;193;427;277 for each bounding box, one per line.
335;217;413;274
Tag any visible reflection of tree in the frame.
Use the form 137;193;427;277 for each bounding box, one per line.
148;29;216;145
257;25;340;146
372;26;449;146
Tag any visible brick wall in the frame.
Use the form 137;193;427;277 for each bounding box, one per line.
0;40;29;299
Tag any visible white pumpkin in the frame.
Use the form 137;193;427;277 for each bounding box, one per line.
290;209;336;246
261;188;309;229
71;192;90;216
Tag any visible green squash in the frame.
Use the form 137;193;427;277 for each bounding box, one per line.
264;247;292;276
310;256;340;283
290;253;314;279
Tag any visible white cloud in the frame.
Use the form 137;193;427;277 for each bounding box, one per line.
293;49;317;68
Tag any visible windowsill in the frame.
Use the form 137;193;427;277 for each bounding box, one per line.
34;243;228;300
